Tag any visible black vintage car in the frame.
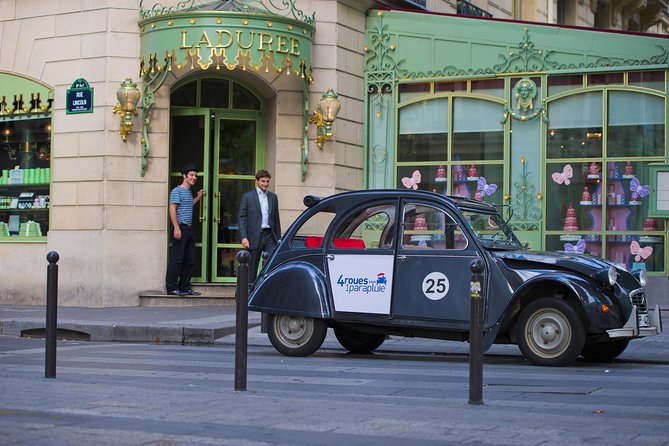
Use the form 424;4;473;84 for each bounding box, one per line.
248;190;662;366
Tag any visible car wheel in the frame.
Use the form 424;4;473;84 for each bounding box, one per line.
267;314;327;357
334;327;386;354
581;339;630;362
515;298;585;367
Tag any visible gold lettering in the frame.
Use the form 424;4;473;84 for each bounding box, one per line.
236;30;255;49
180;31;193;49
258;33;273;52
197;31;213;48
276;35;289;54
216;30;233;48
290;38;300;56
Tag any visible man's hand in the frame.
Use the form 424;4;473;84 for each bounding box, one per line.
174;227;182;240
241;238;250;249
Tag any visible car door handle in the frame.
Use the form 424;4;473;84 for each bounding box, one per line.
327;254;335;260
397;255;406;261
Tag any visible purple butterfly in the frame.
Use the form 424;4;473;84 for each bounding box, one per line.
477;177;497;196
563;239;585;254
629;178;649;199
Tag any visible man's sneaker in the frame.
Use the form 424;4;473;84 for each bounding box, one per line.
183;289;201;296
168;290;184;296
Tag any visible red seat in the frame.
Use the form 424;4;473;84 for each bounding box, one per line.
304;236;365;249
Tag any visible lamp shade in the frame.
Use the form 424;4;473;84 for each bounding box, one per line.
116;78;140;113
318;89;340;122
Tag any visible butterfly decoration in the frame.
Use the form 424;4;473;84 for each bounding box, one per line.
629;178;650;200
563;239;586;254
551;164;573;186
477;176;497;196
401;170;421;190
630;240;653;262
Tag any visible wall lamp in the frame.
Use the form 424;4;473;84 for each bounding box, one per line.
308;89;341;149
112;78;141;142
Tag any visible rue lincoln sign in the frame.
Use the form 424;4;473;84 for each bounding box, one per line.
66;78;93;114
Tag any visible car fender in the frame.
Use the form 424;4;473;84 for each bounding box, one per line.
501;272;624;332
248;260;332;319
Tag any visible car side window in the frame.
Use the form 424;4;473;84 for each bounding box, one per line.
401;203;468;250
331;204;396;249
289;207;336;249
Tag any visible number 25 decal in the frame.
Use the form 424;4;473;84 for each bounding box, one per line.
422;272;450;301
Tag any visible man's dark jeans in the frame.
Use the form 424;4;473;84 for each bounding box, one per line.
166;224;195;293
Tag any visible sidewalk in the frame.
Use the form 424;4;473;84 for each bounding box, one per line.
0;304;666;364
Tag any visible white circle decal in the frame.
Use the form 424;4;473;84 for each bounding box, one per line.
422;272;449;300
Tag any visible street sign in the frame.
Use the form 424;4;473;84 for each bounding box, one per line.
66;78;94;114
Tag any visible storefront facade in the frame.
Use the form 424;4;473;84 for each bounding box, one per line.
1;1;667;306
364;9;669;299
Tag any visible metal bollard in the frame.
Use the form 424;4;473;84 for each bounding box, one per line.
45;251;59;379
469;258;485;405
234;250;250;391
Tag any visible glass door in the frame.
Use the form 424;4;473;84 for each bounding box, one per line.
169;110;210;282
212;113;264;282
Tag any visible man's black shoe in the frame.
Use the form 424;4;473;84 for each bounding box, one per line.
168;290;184;296
183;289;201;296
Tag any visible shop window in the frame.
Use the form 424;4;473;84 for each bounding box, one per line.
170;81;197;107
401;203;467;250
289;207;336;249
588;73;624;86
435;81;467;93
471;79;504;98
331;203;396;249
232;82;261;110
607;91;663;158
399;83;431;102
0;117;51;240
546;92;603;159
200;78;230;108
629;71;665;92
547;74;583;96
398;99;448;162
452;98;503;161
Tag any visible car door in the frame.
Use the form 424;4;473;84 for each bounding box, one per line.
391;200;482;323
325;201;398;316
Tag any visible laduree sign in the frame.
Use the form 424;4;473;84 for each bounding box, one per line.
66;78;94;115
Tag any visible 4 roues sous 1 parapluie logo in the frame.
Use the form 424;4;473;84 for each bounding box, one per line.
336;272;387;294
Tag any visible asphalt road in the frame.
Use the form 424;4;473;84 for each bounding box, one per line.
0;334;668;446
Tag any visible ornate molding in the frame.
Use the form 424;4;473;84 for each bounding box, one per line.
509;156;542;232
502;77;548;124
364;11;399;114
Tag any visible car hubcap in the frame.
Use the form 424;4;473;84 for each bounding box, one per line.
276;315;312;345
526;309;571;359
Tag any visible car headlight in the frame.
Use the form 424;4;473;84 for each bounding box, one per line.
596;266;617;287
632;269;647;287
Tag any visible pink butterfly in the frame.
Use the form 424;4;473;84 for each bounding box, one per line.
629;178;649;199
551;164;573;185
477;177;497;196
630;241;653;262
401;170;421;189
563;239;585;254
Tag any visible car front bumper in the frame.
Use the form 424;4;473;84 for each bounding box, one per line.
606;304;663;339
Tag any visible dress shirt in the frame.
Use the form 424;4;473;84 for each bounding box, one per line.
256;187;270;229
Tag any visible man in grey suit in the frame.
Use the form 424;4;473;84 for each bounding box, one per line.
238;169;281;285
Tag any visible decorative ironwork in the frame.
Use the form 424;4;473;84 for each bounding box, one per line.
397;27;669;79
509;156;542;232
0;92;52;116
364;11;400;114
457;0;492;18
139;0;315;26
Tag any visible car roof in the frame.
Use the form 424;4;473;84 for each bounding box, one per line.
303;189;498;213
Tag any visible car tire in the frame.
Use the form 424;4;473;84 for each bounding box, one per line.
334;327;387;354
515;298;585;367
267;314;327;357
580;339;630;362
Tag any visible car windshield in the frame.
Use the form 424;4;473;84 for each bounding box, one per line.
460;209;523;249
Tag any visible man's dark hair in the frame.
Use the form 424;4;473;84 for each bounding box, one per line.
181;164;199;175
255;169;271;180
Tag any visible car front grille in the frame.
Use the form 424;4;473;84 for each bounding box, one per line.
629;288;647;313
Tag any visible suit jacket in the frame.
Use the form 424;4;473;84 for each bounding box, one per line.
238;188;281;250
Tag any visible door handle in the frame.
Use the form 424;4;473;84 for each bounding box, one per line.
199;190;206;222
397;255;406;261
216;191;221;223
326;254;335;260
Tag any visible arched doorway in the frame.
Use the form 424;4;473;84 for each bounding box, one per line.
169;76;265;283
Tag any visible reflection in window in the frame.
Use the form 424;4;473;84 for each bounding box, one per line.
607;91;663;157
232;83;261;110
452;98;503;160
628;71;665;92
401;204;467;250
290;207;336;249
547;74;583;96
546;92;602;159
332;204;396;249
398;99;448;162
